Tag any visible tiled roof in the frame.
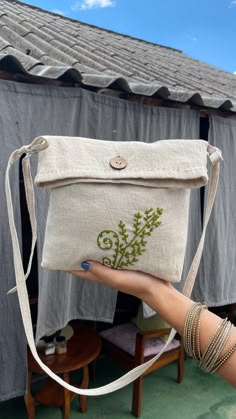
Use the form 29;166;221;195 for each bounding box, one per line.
0;0;236;112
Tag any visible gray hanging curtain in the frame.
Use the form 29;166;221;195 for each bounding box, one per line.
0;79;200;400
0;80;28;401
192;115;236;306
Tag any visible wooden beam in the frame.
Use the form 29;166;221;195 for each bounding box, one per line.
126;94;236;118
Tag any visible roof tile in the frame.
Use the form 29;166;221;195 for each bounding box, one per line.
0;0;235;112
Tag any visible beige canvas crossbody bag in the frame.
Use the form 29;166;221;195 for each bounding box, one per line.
5;136;222;395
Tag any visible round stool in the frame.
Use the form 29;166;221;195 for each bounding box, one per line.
24;324;101;419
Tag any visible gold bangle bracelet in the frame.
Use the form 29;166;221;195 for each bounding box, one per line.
202;321;233;373
183;303;202;357
212;341;236;373
199;319;229;372
183;303;234;374
183;303;207;360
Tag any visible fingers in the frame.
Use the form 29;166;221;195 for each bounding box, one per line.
66;261;135;293
66;268;98;282
65;261;117;284
65;261;167;300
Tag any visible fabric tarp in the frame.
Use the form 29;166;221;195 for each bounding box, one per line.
0;79;201;399
192;115;236;306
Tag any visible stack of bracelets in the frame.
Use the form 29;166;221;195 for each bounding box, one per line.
184;302;236;373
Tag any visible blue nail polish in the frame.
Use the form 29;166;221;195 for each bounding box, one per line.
81;261;90;271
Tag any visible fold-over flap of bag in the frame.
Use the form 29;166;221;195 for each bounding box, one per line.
34;136;209;189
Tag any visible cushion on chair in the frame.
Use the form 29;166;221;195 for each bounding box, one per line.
100;322;180;357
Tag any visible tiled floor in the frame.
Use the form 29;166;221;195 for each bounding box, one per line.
1;357;236;419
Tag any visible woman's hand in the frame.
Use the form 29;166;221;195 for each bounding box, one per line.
66;260;171;302
66;261;236;387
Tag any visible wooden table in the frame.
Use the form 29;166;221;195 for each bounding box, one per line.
25;324;102;419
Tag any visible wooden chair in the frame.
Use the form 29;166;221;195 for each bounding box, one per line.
101;322;184;417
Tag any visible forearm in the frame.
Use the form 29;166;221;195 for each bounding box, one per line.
70;262;236;387
143;281;236;387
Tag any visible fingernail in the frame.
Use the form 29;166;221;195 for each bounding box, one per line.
81;261;90;271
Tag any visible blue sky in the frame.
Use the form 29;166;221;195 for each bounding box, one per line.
20;0;236;73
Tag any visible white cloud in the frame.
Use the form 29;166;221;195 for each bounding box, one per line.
187;34;198;43
51;9;65;15
71;0;115;11
229;1;236;7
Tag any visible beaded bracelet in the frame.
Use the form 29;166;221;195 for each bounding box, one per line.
212;341;236;373
183;303;207;359
183;302;236;373
200;319;233;372
192;305;207;360
199;318;228;369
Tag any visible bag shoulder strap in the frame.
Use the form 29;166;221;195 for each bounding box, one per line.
183;145;222;296
5;140;222;396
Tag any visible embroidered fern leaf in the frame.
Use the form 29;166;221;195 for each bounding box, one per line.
97;208;163;269
118;221;129;244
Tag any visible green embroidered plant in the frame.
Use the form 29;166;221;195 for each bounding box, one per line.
97;208;163;269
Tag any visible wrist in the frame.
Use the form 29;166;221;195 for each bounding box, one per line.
143;276;173;307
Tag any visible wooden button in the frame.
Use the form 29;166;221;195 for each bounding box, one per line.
109;156;128;170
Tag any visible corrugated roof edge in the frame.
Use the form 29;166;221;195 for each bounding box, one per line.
0;52;235;113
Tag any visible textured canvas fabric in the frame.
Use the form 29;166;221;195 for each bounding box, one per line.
35;136;209;283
